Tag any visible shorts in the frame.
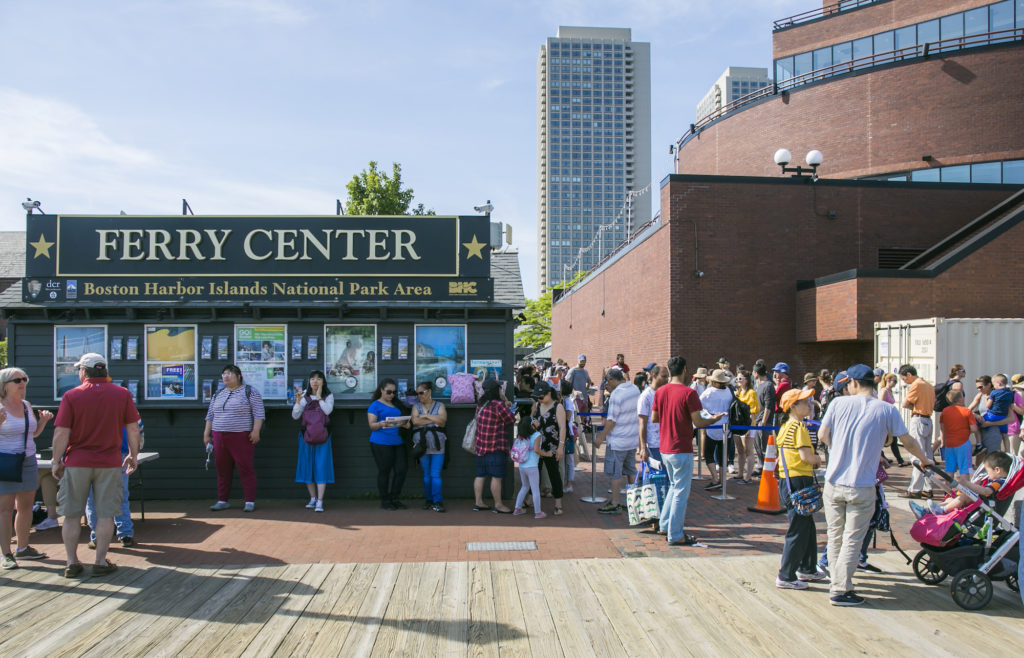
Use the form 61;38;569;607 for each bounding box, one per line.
983;412;1009;434
0;454;36;495
604;448;636;480
57;466;123;518
476;451;507;479
942;443;972;475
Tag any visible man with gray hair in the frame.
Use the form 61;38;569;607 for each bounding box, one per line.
595;368;640;514
52;353;141;578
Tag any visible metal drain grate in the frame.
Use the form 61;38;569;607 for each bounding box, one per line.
466;541;538;552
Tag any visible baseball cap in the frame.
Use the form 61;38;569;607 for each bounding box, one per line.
577;354;587;361
780;388;814;412
74;353;107;369
717;357;729;364
531;381;554;399
643;362;657;372
834;371;850;392
772;362;789;374
873;367;885;378
847;364;875;382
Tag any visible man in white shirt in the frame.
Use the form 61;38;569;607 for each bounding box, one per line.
595;368;640;514
699;369;733;490
638;365;668;468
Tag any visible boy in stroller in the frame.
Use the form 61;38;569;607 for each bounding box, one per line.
909;451;1010;519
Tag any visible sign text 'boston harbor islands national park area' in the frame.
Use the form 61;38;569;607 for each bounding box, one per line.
24;215;494;303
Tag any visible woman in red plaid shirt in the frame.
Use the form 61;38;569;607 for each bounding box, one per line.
473;379;516;513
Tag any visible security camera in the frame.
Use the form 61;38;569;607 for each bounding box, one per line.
695;270;705;278
21;198;41;211
473;200;494;214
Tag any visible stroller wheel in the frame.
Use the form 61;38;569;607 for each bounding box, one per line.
912;549;947;585
1007;572;1019;593
950;569;993;610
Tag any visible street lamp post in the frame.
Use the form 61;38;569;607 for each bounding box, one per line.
773;149;824;180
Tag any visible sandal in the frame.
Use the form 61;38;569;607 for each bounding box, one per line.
472;504;492;511
553;506;563;516
669;534;699;546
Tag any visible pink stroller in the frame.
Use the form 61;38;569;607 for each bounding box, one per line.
909;456;1022;609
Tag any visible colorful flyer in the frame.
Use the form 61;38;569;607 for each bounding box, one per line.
125;336;139;360
235;325;288;398
201;336;213;360
324;325;375;397
202;379;214;402
110;336;123;361
307;336;318;361
288;379;303;405
127;380;139;401
291;336;303;360
398;336;409;360
471;359;503;382
381;336;392;360
217;336;229;360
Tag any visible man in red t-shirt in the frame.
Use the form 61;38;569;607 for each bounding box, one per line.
609;353;630;376
52;353;141;578
772;362;792;424
651;356;724;547
938;388;978;477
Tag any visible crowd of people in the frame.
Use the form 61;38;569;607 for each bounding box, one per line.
3;348;1022;606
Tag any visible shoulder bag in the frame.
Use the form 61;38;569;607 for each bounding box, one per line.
778;424;823;516
462;407;479;454
0;402;30;482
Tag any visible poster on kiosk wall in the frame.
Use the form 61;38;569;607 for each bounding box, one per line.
234;325;287;399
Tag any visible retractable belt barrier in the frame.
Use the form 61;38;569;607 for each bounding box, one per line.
578;412;607;504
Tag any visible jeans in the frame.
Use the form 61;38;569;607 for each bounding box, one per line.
420;453;444;503
86;471;133;541
778;476;818;581
659;452;694;543
371;443;408;502
906;416;933;493
824;482;876;595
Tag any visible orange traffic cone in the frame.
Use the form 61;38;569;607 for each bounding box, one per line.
748;435;785;515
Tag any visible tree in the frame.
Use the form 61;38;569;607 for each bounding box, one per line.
514;271;587;350
344;161;435;215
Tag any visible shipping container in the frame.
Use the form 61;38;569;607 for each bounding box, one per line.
874;317;1024;427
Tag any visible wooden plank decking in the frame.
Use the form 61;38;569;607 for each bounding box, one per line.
0;551;1020;657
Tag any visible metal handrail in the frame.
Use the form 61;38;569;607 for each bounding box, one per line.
773;0;884;31
681;28;1024;150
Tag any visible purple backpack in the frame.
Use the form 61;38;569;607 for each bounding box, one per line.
301;396;329;445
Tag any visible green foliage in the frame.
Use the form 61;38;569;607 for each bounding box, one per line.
514;271;588;350
344;161;435;216
0;339;6;368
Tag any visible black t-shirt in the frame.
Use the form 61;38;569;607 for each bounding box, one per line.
756;380;776;421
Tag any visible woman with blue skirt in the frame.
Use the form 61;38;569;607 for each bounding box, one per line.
293;370;334;512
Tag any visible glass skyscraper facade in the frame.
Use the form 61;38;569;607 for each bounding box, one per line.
537;27;651;292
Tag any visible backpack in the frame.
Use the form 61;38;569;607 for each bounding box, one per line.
213;384;255;421
510;437;532;464
727;387;752;430
300;395;329;445
933;380;953;412
821;388;840;416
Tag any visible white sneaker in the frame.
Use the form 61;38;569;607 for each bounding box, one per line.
243;502;255;513
209;501;231;511
305;497;317;509
314;500;324;513
796;570;827;582
776;577;809;590
727;464;737;475
33;518;60;531
564;485;574;493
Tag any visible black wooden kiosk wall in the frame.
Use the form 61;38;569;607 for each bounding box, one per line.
9;304;516;501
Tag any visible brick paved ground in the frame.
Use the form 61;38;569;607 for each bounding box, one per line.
18;456;938;570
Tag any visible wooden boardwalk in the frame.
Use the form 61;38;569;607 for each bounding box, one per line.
1;551;1020;657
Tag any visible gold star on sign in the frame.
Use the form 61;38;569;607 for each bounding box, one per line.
30;234;54;259
462;234;485;260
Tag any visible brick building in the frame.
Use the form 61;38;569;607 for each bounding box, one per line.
551;0;1024;373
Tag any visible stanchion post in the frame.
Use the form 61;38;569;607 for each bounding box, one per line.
580;413;607;504
711;421;735;501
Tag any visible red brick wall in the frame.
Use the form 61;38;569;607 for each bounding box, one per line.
552;177;1016;375
794;216;1024;342
550;219;673;373
676;47;1024;180
776;1;993;58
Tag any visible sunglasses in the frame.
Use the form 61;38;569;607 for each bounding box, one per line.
8;377;28;384
416;390;428;396
383;389;396;394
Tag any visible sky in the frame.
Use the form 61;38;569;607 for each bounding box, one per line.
0;0;808;296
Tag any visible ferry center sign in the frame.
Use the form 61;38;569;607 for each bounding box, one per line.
24;214;493;303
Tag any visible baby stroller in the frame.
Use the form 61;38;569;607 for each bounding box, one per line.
908;457;1022;610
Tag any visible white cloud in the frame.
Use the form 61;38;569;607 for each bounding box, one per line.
205;0;310;25
0;87;331;229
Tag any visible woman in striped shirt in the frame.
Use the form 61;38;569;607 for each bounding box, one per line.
204;365;265;513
